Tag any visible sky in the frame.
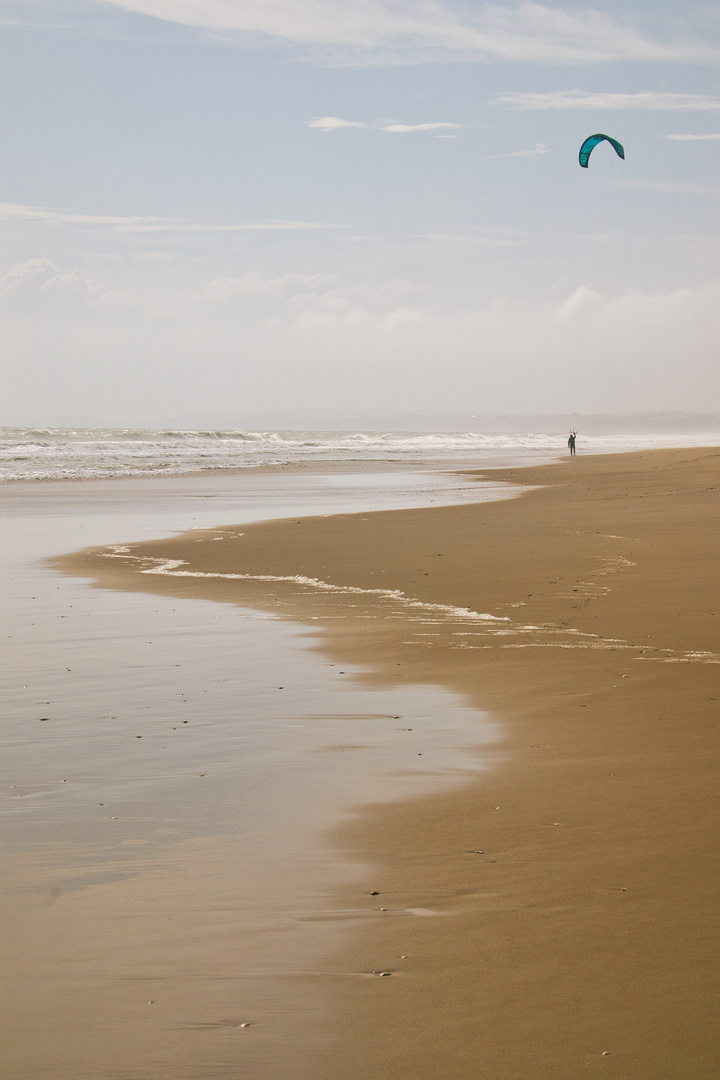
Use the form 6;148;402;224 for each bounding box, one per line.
1;0;720;425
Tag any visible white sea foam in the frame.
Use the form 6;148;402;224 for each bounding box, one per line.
137;556;511;624
100;549;720;664
2;425;719;483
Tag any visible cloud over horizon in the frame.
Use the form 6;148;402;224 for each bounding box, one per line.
4;253;720;417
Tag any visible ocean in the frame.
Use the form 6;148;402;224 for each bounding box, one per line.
3;425;720;482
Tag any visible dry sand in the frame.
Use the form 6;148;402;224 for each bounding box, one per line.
52;447;720;1079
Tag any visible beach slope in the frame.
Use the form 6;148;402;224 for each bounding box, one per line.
56;448;720;1080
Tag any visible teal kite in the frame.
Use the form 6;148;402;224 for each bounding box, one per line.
578;133;625;168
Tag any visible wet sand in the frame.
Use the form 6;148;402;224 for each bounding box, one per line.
0;465;504;1080
12;448;720;1078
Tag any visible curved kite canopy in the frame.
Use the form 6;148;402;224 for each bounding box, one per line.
578;133;625;168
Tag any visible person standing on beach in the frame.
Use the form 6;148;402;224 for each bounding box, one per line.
568;431;577;456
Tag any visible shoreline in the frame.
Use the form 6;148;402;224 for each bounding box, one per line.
0;460;506;1080
21;448;720;1076
0;455;492;485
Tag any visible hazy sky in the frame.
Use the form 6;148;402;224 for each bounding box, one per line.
2;0;720;423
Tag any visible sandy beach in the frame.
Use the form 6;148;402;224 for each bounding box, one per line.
0;464;502;1080
4;447;719;1079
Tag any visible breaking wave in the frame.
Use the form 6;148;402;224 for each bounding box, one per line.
2;426;719;483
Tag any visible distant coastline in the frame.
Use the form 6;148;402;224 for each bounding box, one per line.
4;410;720;435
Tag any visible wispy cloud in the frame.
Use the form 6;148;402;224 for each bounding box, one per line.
495;90;720;111
308;116;368;132
483;142;549;159
200;271;334;300
118;221;341;233
50;2;720;65
665;132;720;141
382;121;462;133
419;232;525;247
0;202;343;233
612;179;720;197
308;116;461;134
